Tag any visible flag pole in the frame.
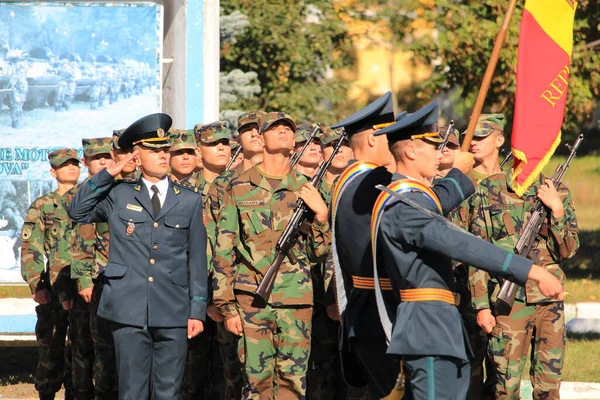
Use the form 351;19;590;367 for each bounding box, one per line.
461;0;519;152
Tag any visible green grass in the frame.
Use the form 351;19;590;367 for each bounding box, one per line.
520;334;600;383
0;285;30;299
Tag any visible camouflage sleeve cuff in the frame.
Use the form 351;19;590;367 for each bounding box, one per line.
77;276;94;292
551;213;567;231
472;296;491;310
220;303;239;319
28;280;40;295
312;218;330;233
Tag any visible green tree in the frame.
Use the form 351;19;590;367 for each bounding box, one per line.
220;0;355;124
409;0;600;140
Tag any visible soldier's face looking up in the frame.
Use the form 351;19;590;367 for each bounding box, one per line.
323;140;353;172
200;139;231;171
262;122;295;155
238;125;263;155
51;159;81;184
470;133;505;162
170;149;197;177
135;146;170;179
83;153;114;176
295;139;322;167
112;147;137;174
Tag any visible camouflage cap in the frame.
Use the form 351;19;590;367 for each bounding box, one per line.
82;137;112;158
259;112;296;134
195;121;232;145
294;123;320;144
112;128;127;150
438;126;460;147
472;113;505;137
48;148;80;168
169;129;196;151
320;126;345;146
237;111;266;133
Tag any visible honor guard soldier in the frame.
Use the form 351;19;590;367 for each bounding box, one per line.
213;111;331;399
370;101;564;400
21;148;80;400
68;113;209;400
329;92;401;398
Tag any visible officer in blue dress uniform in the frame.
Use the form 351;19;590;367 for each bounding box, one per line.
68;113;208;400
329;92;401;397
371;102;564;399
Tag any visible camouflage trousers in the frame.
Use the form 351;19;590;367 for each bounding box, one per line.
307;307;368;400
489;300;565;399
217;320;245;399
90;278;118;397
34;295;73;395
9;96;23;126
69;294;94;394
236;293;312;400
181;316;226;400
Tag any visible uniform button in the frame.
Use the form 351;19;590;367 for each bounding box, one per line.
153;222;159;228
153;245;158;250
148;276;154;282
150;259;155;264
175;224;180;228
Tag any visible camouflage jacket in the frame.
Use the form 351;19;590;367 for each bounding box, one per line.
21;191;76;300
213;165;332;317
468;170;579;308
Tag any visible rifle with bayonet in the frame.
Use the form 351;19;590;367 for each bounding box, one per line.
496;134;583;310
252;128;348;308
226;145;243;172
499;149;513;170
437;120;455;153
289;124;321;169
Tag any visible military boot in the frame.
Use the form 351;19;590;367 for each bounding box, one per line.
64;390;76;400
38;393;55;400
11;120;20;129
75;391;94;400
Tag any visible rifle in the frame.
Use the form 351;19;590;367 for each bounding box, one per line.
499;149;513;170
289;124;321;169
496;134;583;309
437;120;455;153
225;145;243;172
252;128;348;308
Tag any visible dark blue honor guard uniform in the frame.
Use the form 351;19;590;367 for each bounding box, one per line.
68;113;208;400
330;92;401;397
371;103;534;400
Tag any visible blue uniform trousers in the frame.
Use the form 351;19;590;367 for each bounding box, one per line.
403;356;469;400
111;323;187;400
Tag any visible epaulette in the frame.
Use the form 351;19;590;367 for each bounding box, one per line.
173;179;199;193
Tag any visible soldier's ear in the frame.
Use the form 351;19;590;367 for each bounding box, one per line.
49;168;58;179
81;156;89;168
366;132;377;148
496;134;505;148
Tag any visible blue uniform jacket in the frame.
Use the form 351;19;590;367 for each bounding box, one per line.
68;169;208;328
378;170;532;362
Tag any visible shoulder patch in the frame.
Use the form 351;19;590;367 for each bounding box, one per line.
173;180;199;193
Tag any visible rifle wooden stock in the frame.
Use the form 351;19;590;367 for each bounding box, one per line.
252;130;348;308
495;135;583;310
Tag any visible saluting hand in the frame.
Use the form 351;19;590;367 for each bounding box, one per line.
105;150;138;177
298;183;328;223
187;319;204;339
537;179;564;219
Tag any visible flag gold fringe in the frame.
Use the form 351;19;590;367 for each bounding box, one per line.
511;131;562;196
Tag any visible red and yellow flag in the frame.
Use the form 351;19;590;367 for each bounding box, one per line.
511;0;577;196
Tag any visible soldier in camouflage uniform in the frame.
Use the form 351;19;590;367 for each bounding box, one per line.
207;112;266;399
169;124;233;400
468;118;580;400
293;123;322;178
8;60;29;128
213;112;331;399
67;138;115;400
70;131;137;400
21;148;81;400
